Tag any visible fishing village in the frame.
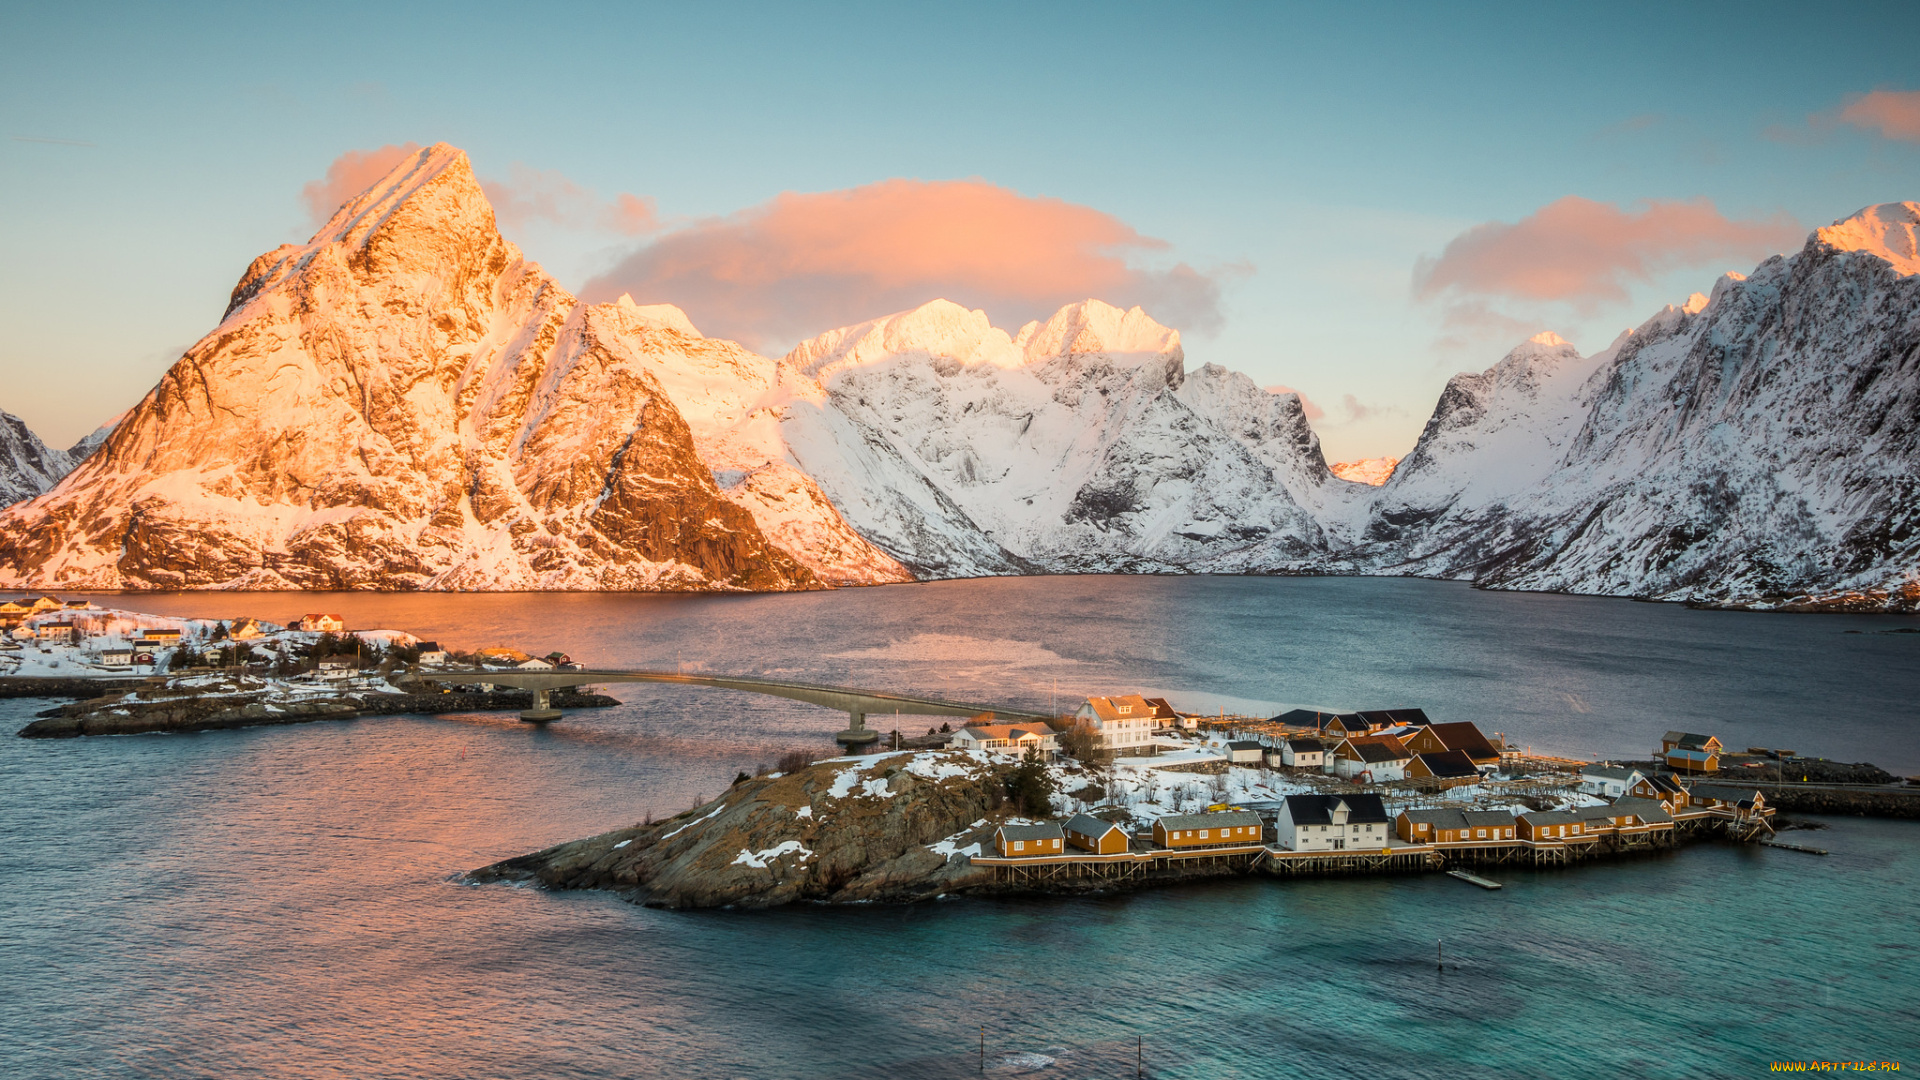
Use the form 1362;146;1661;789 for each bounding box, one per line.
1;595;1910;904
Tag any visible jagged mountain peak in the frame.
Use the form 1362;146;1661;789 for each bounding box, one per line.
1013;299;1182;368
782;299;1021;382
1815;201;1920;276
613;294;703;337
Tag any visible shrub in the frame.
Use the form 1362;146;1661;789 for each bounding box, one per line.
1059;721;1103;763
776;748;828;774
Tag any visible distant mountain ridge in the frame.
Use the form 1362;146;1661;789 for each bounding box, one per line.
0;148;1911;609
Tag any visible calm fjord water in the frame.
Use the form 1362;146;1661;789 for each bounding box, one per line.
1;577;1915;1078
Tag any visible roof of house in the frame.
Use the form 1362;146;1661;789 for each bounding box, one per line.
1460;810;1518;828
1413;749;1480;779
1323;713;1372;732
1285;738;1325;752
1422;722;1500;760
1582;764;1642;781
1639;774;1687;795
1663;731;1719;749
1157;810;1264;832
1142;697;1180;719
416;641;442;652
1064;813;1125;837
996;822;1064;842
955;724;1050;742
1081;695;1156;724
1271;708;1328;725
1357;708;1432;727
1400;808;1470;830
1606;797;1673;824
1519;810;1586;827
1666;748;1719;762
1283;793;1390;826
1341;735;1411;763
1226;740;1264;751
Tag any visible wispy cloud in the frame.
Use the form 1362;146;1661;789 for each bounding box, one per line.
581;178;1225;353
479;164;659;236
301;143;422;225
302;145;659;235
1838;89;1920;142
1413;196;1801;313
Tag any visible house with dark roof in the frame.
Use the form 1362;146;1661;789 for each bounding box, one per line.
1579;764;1647;798
1664;747;1720;774
1407;749;1481;788
1063;814;1130;855
1331;735;1412;782
1661;731;1724;754
1629;772;1692;810
1687;783;1769;821
1405;721;1502;770
1275;793;1390;851
993;821;1064;858
1396;807;1469;843
1280;738;1326;769
1460;810;1518;841
1516;810;1596;843
1153;810;1264;850
1225;740;1265;764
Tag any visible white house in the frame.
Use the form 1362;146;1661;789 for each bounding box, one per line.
317;657;357;681
1225;740;1265;764
950;723;1058;757
1331;735;1412;782
1073;695;1158;755
517;658;555;671
1275;793;1392;852
99;646;134;667
1280;738;1326;769
1578;764;1646;799
416;641;449;666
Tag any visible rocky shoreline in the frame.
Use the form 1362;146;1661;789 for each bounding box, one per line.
16;687;618;738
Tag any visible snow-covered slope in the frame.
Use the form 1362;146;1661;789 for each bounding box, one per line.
0;410;74;508
774;299;1329;575
0;144;818;591
1329;457;1399;486
1352;202;1920;609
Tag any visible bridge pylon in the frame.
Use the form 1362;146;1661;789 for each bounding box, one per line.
520;687;563;724
834;710;882;753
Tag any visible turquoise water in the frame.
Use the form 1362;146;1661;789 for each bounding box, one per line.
1;577;1915;1077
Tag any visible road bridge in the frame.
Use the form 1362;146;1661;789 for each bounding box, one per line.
453;668;1053;750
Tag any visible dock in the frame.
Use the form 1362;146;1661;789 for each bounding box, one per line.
1760;839;1828;855
1446;869;1502;889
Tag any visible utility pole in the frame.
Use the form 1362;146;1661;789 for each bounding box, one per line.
979;1026;984;1073
1437;938;1443;971
1138;1033;1143;1077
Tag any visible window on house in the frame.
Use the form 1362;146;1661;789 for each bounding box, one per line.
1014;840;1024;850
1476;829;1486;838
1199;830;1209;839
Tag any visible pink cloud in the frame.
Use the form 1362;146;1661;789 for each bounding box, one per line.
1839;89;1920;142
301;142;421;225
1265;385;1324;421
1414;196;1802;311
479;164;659;236
581;178;1222;352
303;146;658;235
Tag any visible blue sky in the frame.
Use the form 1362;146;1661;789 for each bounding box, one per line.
3;1;1916;460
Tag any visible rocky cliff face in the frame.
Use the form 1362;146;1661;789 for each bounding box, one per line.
0;144;818;591
472;750;1012;908
0;410;75;508
1353;202;1920;609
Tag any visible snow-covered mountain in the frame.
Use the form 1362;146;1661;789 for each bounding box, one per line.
1329;456;1399;486
0;144;821;591
1353;201;1920;610
0;410;76;508
1;137;1909;609
773;299;1331;575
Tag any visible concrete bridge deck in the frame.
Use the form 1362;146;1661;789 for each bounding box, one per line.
449;668;1053;749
